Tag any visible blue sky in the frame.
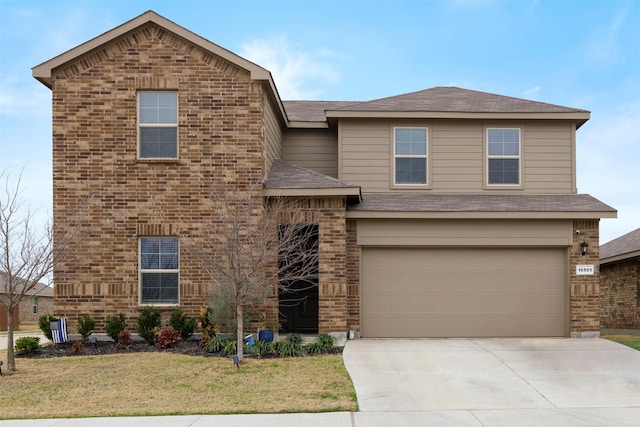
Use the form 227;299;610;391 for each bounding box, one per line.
0;0;638;244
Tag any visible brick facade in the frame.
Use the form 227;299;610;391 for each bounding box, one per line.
570;220;601;337
52;23;266;331
346;219;360;334
600;258;640;329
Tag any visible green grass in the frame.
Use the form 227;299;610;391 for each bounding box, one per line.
0;350;357;419
602;334;640;351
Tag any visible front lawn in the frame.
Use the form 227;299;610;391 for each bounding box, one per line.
602;334;640;351
0;349;357;419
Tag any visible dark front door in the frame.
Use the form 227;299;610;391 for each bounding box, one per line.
278;223;319;333
279;279;318;333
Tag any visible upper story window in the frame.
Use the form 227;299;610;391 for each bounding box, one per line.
394;127;428;185
138;92;178;159
140;237;179;305
487;128;520;185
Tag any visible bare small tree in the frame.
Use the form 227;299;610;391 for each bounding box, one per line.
0;171;92;371
194;185;318;361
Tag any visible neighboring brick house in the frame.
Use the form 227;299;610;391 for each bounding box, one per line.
0;272;54;329
600;228;640;329
32;11;616;338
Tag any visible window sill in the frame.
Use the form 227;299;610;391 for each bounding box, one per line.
136;158;180;164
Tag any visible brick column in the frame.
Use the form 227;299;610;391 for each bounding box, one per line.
570;219;600;337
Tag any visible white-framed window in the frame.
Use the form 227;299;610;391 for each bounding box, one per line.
487;128;520;185
394;127;428;185
32;296;38;315
138;92;178;159
140;237;179;304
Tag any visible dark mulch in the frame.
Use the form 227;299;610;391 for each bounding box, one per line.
17;339;208;359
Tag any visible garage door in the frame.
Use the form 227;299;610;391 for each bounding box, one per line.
361;247;566;337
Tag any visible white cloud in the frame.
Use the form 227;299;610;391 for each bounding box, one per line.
240;36;340;100
577;101;640;243
522;86;541;99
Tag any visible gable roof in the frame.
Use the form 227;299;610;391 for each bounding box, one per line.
283;101;357;122
32;10;272;88
347;193;616;219
325;87;590;127
264;160;361;201
0;272;53;297
600;228;640;264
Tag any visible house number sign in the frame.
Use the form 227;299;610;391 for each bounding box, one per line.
576;265;595;275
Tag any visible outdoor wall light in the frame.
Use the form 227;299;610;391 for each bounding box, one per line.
580;241;589;256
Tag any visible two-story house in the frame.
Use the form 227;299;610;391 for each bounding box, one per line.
33;11;615;338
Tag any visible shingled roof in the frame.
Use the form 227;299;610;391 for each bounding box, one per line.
283;101;356;122
330;87;589;114
264;160;361;201
283;87;590;127
600;228;640;263
347;193;616;219
0;272;53;297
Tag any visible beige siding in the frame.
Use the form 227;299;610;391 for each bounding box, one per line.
357;219;573;246
339;119;575;194
282;128;338;178
264;96;283;172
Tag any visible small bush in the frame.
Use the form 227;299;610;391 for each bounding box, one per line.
222;340;238;356
254;340;275;358
276;333;303;357
38;314;55;340
137;306;162;344
204;335;228;353
305;333;336;355
117;329;133;346
71;340;84;355
155;327;180;349
77;313;96;343
199;306;217;336
15;336;41;354
105;313;126;342
169;309;197;341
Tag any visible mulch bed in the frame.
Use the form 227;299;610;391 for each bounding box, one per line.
17;339;209;359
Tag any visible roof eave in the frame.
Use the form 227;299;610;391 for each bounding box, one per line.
264;187;361;198
600;249;640;264
346;210;616;219
325;110;590;125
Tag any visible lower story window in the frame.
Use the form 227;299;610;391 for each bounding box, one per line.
32;296;38;315
140;237;179;304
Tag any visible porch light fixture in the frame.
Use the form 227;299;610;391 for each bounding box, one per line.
580;241;589;256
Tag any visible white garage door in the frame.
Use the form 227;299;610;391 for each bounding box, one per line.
361;247;567;337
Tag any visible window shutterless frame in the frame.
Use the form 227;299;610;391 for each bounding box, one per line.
486;127;521;187
139;237;180;305
393;127;429;186
137;91;178;159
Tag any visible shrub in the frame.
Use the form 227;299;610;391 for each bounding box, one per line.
199;306;217;336
117;329;133;346
305;333;336;355
254;339;275;358
15;336;41;354
155;327;180;349
222;339;238;356
169;309;197;340
77;314;96;343
276;333;303;357
137;306;162;344
38;314;55;340
105;313;126;342
204;335;228;353
71;340;84;355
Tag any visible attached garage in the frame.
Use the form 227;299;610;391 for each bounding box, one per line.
356;218;572;338
361;247;567;337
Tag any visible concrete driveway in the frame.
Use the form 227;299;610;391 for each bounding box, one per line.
343;338;640;426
